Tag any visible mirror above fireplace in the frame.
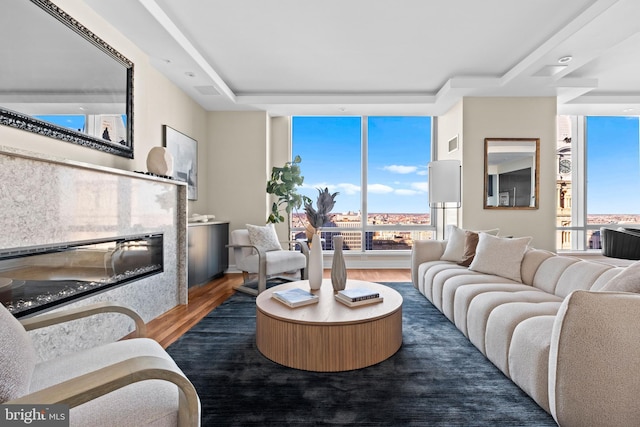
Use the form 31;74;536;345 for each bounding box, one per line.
0;0;134;158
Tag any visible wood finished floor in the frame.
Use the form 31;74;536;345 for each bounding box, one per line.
147;269;411;348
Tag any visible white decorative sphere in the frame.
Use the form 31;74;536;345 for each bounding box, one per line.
146;147;174;176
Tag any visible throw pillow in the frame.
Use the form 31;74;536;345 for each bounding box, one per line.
440;225;467;262
468;233;533;282
457;231;479;267
246;223;282;252
600;260;640;293
440;225;499;263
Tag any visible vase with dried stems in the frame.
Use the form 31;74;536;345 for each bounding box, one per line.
304;187;339;242
304;188;339;289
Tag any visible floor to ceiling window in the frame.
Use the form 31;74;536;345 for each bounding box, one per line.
556;115;640;251
291;116;433;251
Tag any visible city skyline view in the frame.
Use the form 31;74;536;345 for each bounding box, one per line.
586;116;640;216
292;115;638;251
292;116;431;216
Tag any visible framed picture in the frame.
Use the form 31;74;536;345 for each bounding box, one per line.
163;125;198;200
499;191;510;207
448;135;459;153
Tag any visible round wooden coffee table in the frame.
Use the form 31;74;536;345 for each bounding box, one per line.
255;279;403;372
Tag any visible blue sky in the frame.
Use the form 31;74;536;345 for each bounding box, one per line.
35;114;86;132
293;115;639;217
586;116;640;214
292;116;431;214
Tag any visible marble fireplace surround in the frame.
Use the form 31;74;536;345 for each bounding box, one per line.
0;145;187;361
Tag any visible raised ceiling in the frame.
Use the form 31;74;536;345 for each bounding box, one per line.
85;0;640;116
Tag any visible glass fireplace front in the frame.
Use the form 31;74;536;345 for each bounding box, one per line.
0;234;163;318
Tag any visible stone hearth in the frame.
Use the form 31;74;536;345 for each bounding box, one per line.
0;145;187;361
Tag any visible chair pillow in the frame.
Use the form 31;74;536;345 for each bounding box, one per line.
0;303;37;402
246;223;282;252
468;233;532;282
440;225;499;262
600;260;640;293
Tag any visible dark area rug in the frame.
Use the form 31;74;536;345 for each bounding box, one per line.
167;283;556;426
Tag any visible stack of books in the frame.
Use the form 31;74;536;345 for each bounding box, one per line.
335;288;383;307
272;287;319;308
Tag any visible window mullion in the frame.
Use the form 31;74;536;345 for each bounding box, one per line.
361;116;368;253
575;116;586;250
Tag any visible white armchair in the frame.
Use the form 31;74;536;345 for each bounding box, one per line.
228;228;308;295
0;302;200;427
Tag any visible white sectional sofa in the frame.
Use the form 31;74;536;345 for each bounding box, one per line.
411;228;640;427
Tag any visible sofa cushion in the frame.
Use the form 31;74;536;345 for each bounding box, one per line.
554;261;614;297
467;291;560;355
509;315;557;414
440;226;498;263
416;260;459;298
485;301;562;376
246;223;282;252
430;268;481;311
520;248;555;286
532;256;580;294
440;275;521;324
599;260;640;293
452;283;533;336
590;267;626;291
468;233;532;282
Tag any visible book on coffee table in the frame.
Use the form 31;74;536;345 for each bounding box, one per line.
272;288;319;308
337;288;380;302
335;293;383;307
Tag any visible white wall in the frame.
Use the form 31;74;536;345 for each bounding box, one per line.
206;111;269;233
270;116;293;240
460;97;557;251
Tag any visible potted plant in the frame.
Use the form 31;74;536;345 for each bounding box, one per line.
266;155;310;224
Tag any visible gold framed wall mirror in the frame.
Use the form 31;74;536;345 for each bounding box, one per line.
484;138;539;209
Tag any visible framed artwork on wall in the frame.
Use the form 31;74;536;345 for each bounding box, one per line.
499;191;510;207
164;125;198;200
448;135;459;153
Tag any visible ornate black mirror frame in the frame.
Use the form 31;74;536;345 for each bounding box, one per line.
0;0;134;158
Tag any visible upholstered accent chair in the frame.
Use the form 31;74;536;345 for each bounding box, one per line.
228;227;308;295
0;302;200;426
601;227;640;260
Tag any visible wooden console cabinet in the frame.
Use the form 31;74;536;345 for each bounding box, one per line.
187;221;229;287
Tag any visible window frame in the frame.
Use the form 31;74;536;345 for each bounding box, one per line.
556;115;640;252
290;115;436;253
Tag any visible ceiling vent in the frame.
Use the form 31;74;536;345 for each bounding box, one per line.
194;85;220;96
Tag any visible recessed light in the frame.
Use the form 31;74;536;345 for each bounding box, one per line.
623;108;635;113
338;107;347;112
558;56;573;64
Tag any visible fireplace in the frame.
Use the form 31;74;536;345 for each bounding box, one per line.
0;234;163;318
